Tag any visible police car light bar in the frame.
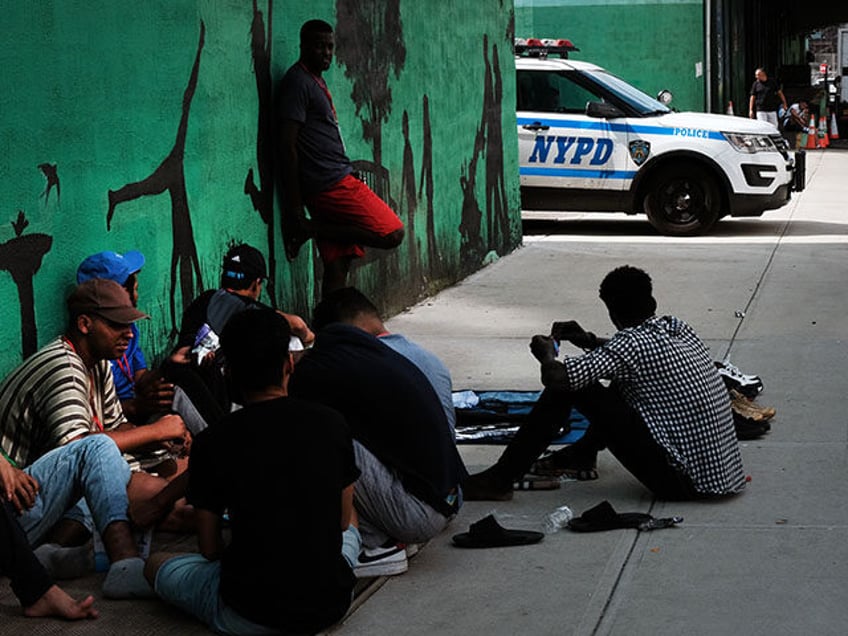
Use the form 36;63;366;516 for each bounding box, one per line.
514;37;579;59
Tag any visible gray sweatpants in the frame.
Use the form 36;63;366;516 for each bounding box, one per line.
353;441;454;549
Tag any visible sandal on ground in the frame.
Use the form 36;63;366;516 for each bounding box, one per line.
568;501;683;533
452;514;544;548
512;475;561;491
529;453;598;481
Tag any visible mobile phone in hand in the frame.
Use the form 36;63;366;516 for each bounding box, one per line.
551;320;584;342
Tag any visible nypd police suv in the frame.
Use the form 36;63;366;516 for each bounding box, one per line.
516;38;799;236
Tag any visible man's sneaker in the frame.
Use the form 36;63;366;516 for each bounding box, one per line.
715;361;763;398
403;543;420;558
354;543;408;578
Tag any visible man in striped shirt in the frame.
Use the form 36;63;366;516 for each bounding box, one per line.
0;279;192;533
463;265;746;501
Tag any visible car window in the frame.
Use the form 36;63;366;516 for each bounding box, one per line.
517;70;599;113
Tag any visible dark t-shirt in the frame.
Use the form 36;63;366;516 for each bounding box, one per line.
187;396;359;632
750;78;781;112
275;62;353;195
176;289;264;350
289;324;467;515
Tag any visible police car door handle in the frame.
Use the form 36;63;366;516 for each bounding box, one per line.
522;121;549;131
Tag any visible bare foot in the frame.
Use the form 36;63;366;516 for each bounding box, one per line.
23;584;99;620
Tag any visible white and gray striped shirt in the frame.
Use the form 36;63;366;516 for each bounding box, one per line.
0;337;125;468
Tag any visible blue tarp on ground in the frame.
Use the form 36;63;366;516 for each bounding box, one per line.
453;390;588;445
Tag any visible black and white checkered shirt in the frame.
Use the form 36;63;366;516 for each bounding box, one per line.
562;315;745;495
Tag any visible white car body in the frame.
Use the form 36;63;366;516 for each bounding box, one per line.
517;55;798;235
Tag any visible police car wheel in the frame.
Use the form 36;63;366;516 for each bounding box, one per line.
644;165;719;236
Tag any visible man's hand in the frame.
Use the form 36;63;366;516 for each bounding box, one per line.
151;414;190;448
169;346;192;365
0;456;39;513
530;335;558;364
279;311;315;347
551;320;598;350
133;370;175;415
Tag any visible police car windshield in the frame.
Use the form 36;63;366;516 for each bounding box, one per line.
584;69;671;116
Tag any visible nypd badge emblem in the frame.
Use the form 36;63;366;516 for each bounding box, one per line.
629;140;650;166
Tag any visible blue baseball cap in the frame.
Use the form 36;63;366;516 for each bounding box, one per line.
76;250;145;285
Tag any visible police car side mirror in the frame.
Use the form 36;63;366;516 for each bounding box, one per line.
586;101;624;119
656;90;674;105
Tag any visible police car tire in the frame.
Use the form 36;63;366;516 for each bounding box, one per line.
644;164;720;236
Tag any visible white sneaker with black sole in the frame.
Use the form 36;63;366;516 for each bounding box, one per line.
354;543;408;578
715;360;763;397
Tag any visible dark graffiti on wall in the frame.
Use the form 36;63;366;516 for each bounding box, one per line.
419;94;441;280
106;22;206;335
335;0;406;169
38;163;60;205
0;211;52;358
459;34;511;272
335;0;412;310
243;0;278;308
400;110;418;276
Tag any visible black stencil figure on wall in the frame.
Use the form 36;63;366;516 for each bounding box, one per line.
419;94;442;279
400;110;419;278
106;22;206;335
334;0;407;304
0;211;52;358
459;34;511;271
37;163;60;206
243;0;278;308
335;0;406;169
481;35;511;255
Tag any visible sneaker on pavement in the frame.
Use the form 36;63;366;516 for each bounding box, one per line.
354;543;408;578
715;361;763;397
403;543;420;558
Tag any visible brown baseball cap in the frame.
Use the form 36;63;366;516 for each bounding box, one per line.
67;279;149;324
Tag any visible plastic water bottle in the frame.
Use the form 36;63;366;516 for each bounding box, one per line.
542;505;573;534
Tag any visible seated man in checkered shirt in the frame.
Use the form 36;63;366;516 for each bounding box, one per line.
463;265;746;501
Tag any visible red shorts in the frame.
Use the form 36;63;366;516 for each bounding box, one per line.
305;174;403;264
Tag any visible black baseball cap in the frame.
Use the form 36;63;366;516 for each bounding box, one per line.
222;244;267;283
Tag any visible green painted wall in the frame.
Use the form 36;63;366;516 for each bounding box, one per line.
515;0;707;112
0;0;521;376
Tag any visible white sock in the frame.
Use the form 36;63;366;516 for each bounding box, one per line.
102;557;155;599
33;542;93;579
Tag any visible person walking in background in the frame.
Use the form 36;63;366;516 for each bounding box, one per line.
749;68;788;128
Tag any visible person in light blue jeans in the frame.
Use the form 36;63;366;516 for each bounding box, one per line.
3;435;154;598
148;527;361;635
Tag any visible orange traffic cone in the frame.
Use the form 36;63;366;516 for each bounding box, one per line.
805;114;819;149
819;113;830;148
831;112;840;140
726;101;734;115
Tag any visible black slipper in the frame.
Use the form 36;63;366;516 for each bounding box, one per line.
513;475;561;491
568;501;683;533
452;514;544;548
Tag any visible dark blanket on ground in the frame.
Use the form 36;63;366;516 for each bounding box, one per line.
453;390;588;444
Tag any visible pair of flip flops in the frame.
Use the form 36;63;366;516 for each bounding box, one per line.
568;501;683;532
452;514;544;548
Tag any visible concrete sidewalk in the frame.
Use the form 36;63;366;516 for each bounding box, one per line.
334;147;848;636
2;148;846;634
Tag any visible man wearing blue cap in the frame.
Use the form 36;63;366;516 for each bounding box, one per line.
76;250;174;423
